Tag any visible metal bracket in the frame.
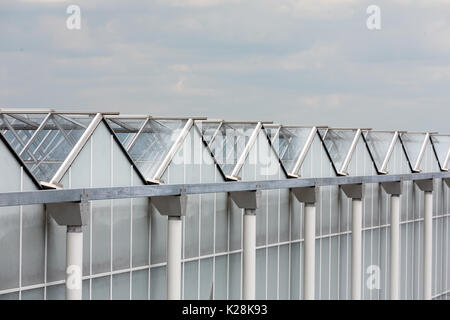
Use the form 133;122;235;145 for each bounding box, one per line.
229;190;261;209
151;194;187;217
46;201;90;226
291;187;317;203
415;179;433;192
381;181;402;195
341;183;364;199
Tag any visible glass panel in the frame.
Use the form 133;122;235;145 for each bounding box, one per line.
320;129;358;172
364;131;396;171
270;127;314;174
106;118;187;180
264;126;280;143
0;113;95;182
400;133;427;167
430;135;450;169
105;118;145;149
197;121;257;176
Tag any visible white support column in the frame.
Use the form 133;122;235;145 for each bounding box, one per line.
415;179;433;300
229;190;260;300
381;181;402;300
150;194;187;300
243;209;256;300
66;226;83;300
423;190;433;300
167;216;182;300
46;200;89;301
304;203;316;300
351;198;362;300
390;195;400;300
291;186;317;300
341;183;364;300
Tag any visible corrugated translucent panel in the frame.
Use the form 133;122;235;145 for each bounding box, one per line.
320;129;358;172
270;127;314;174
430;135;450;170
197;121;257;176
400;132;427;169
0;113;95;182
364;131;396;172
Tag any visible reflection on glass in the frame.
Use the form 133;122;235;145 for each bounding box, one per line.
400;133;427;167
364;131;396;171
197;121;257;176
320;129;358;171
106;118;187;180
269;127;313;174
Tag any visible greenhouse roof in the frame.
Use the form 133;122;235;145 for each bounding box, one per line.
430;133;450;171
0;110;119;186
265;125;329;177
0;109;448;189
318;128;373;176
195;120;274;180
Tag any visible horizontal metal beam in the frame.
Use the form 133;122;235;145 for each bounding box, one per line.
0;172;448;207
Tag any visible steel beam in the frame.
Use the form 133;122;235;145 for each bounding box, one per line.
0;172;448;208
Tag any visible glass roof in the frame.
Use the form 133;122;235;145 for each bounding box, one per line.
363;131;397;173
269;126;315;175
430;134;450;170
197;121;258;176
319;128;359;173
0;112;95;182
400;132;427;169
105;117;188;180
264;125;281;143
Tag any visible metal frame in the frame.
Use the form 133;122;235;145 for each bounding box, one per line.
49;113;103;186
379;131;399;174
429;133;450;171
0;171;448;207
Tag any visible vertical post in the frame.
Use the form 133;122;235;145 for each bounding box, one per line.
243;209;256;300
46;200;89;301
167;216;182;300
423;191;433;300
381;181;402;300
341;183;363;300
66;225;83;300
351;198;362;300
390;195;400;300
304;202;316;300
229;190;260;300
291;186;317;300
415;179;433;300
150;194;187;300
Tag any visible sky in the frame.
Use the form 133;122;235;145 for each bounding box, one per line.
0;0;449;132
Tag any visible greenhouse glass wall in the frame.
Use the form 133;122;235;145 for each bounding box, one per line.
0;109;449;300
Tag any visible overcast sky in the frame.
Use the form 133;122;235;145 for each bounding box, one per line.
1;0;449;132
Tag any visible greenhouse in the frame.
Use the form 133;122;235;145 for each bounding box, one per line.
0;109;449;300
